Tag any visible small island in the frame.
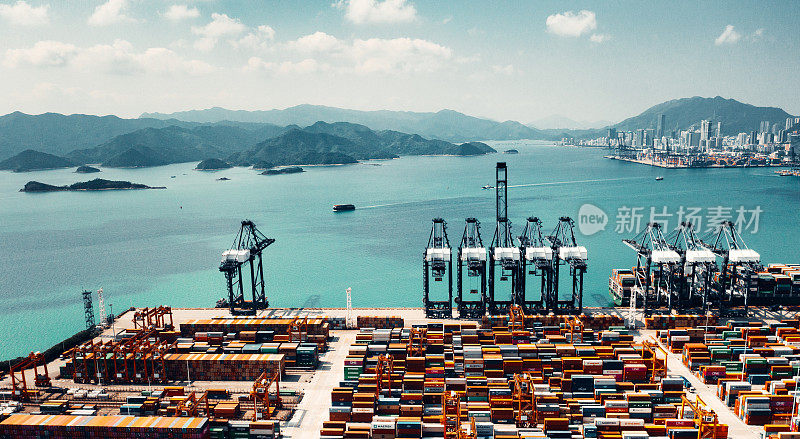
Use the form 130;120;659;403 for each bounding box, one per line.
504;149;519;154
195;158;232;170
217;177;230;181
261;167;304;175
75;165;101;173
21;178;164;193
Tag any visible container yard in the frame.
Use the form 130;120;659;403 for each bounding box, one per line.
3;305;800;439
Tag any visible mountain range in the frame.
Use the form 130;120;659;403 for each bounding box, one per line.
142;105;548;143
0;121;496;171
612;96;794;136
0;96;795;168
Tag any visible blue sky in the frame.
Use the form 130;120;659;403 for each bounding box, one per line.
0;0;797;124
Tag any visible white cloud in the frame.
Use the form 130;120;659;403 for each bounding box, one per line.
288;31;343;53
88;0;134;26
546;10;596;37
350;37;451;73
337;0;416;24
5;39;214;75
5;40;77;67
0;1;49;26
715;25;741;45
163;4;200;21
751;28;764;40
192;13;247;51
252;33;454;75
247;57;325;75
235;25;276;51
589;33;609;43
492;64;518;75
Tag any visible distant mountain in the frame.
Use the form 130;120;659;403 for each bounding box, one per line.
141;105;550;143
228;128;384;167
0;149;75;172
529;115;614;130
0;111;197;160
69;124;284;168
613;96;794;135
64;121;493;169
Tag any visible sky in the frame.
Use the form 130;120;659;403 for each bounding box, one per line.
0;0;797;124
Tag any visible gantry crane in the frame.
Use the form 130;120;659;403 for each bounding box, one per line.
623;222;681;316
10;352;50;401
703;220;761;314
407;327;426;357
375;354;394;398
132;306;174;330
456;218;487;318
547;217;587;314
443;391;476;439
289;316;308;342
667;222;717;311
174;391;210;417
508;304;525;331
519;217;554;313
252;370;281;421
489;163;522;314
424;218;453;318
219;220;275;315
512;373;536;427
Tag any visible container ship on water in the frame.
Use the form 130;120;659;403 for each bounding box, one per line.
609;263;800;307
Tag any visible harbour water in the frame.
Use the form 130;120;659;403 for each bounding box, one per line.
1;140;798;358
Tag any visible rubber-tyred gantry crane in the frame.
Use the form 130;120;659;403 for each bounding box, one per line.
220;220;275;315
251;370;281;421
10;352;50;401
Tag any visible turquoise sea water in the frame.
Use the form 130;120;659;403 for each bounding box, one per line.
1;140;798;358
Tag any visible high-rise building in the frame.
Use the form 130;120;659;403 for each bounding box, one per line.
700;120;711;141
716;121;723;138
750;131;758;146
760;120;771;133
656;114;666;138
788;117;795;130
736;133;748;147
688;131;700;147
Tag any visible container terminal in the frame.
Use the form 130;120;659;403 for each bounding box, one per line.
2;163;800;439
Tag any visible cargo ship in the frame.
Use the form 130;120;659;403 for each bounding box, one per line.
609;268;636;306
609;263;800;307
332;204;355;212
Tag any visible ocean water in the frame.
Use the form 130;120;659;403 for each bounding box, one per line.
1;140;798;358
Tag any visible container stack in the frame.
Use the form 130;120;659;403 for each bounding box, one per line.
320;318;730;439
357;316;404;329
162;353;284;381
0;414;209;438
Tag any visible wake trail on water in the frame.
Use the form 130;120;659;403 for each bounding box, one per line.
359;177;648;209
508;176;649;188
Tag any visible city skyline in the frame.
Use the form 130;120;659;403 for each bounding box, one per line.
0;0;797;123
